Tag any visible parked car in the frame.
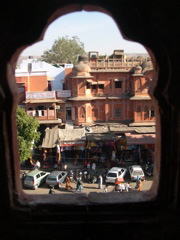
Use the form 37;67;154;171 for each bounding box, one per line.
129;165;145;181
105;167;127;183
46;171;68;188
23;170;50;190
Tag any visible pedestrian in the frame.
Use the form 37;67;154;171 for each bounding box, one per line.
119;183;125;192
33;160;40;170
83;160;88;168
137;179;142;191
92;162;96;171
103;184;108;192
135;176;140;189
49;186;55;194
87;161;91;169
125;182;132;192
53;161;58;170
76;178;83;192
98;175;103;189
65;176;72;190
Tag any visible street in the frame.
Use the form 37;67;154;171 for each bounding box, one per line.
23;177;153;195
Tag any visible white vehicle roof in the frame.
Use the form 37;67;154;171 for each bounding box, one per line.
108;167;125;173
130;165;142;170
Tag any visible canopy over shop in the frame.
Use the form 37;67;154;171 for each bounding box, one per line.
39;127;86;167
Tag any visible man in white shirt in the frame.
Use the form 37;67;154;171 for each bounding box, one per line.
34;160;40;169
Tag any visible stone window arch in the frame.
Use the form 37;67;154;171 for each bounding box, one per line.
1;2;178;240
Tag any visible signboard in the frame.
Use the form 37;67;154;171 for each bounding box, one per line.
57;90;71;98
26;91;55;99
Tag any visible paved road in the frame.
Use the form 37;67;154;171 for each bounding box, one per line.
23;178;153;195
21;161;153;195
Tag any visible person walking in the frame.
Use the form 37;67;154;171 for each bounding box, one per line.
137;179;142;191
76;178;83;192
103;184;108;192
33;160;41;170
135;176;140;189
125;182;132;192
49;186;55;194
65;176;72;190
98;175;103;189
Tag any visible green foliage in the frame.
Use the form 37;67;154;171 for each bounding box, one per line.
41;35;86;65
16;107;40;162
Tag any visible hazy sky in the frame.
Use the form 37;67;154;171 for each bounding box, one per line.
21;11;147;56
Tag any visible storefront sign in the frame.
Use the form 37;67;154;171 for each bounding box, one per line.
57;90;71;98
26;91;56;99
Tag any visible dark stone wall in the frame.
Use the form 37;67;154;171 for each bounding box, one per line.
0;0;180;239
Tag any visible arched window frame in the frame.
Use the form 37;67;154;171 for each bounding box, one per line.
1;2;177;239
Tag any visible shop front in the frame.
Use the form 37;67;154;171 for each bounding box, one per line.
85;133;118;167
115;133;155;165
40;126;86;168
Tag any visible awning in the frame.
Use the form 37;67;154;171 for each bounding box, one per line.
125;133;155;145
42;128;60;148
86;133;117;142
42;127;86;148
60;141;85;147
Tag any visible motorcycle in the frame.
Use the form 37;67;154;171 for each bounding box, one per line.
68;170;75;182
75;169;83;181
144;162;154;176
82;169;90;183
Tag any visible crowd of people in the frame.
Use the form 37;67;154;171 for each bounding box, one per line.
48;175;143;194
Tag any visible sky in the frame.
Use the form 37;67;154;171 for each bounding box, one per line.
21;11;147;56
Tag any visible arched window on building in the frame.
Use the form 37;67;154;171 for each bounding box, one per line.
27;107;34;116
144;106;149;120
35;105;47;117
137;106;142;119
79;107;85;118
92;108;98;118
136;78;142;92
150;106;155;118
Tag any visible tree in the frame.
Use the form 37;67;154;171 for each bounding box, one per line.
41;35;86;65
16;107;40;162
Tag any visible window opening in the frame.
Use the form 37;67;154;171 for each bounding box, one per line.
115;80;122;88
86;82;91;89
17;10;156;203
66;107;72;120
98;84;104;89
115;108;122;117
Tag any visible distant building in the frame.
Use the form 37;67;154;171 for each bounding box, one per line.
15;57;73;126
64;52;155;126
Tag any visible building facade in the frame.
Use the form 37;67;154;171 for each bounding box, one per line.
15;58;72;126
64;52;155;126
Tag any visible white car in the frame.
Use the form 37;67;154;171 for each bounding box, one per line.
129;165;145;181
105;167;127;184
23;170;50;190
